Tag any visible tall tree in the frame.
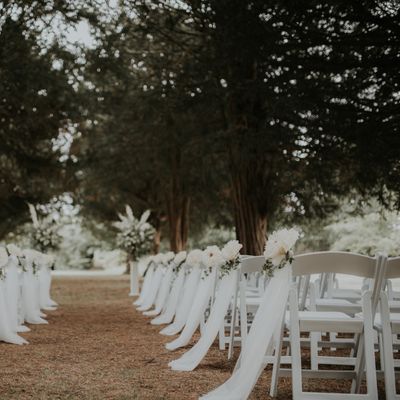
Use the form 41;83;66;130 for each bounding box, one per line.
129;0;400;254
0;12;80;235
79;11;226;250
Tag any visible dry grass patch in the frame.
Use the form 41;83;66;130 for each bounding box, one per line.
0;276;385;399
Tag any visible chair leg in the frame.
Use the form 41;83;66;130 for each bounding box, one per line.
310;331;319;371
351;335;365;394
270;318;285;397
289;287;303;399
352;291;378;398
350;333;360;357
380;292;397;399
379;332;385;373
219;321;225;351
228;282;239;359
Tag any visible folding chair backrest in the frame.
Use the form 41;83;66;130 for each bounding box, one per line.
384;257;400;279
292;251;377;278
240;255;265;274
293;251;386;316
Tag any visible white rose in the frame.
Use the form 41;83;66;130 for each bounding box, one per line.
163;251;175;264
0;247;8;267
153;254;163;264
186;249;203;267
202;245;224;269
7;244;22;257
146;255;154;265
221;240;242;262
174;251;187;266
264;228;299;266
41;253;54;267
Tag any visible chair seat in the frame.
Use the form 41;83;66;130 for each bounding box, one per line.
330;289;361;300
372;313;400;333
388;301;400;312
315;298;354;306
299;311;354;320
314;298;362;315
246;297;262;306
287;311;363;333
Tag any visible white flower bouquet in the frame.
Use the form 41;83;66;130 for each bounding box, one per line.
0;247;8;281
6;243;25;271
219;240;243;278
186;249;203;268
173;251;187;273
162;251;175;266
0;248;7;280
263;228;299;277
202;245;224;278
114;206;155;261
28;204;61;252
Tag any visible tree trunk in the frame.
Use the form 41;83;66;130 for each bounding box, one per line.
167;194;190;252
153;217;162;253
231;170;267;256
166;136;190;252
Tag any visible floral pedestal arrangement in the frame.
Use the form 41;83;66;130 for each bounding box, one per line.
129;260;139;296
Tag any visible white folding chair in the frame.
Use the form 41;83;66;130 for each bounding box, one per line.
272;251;384;400
375;256;400;400
222;256;265;358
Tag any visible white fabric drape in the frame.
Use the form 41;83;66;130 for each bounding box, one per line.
151;268;185;325
144;268;173;316
137;267;163;312
39;265;57;310
133;265;154;306
4;256;29;333
165;269;216;351
161;267;201;336
169;270;238;371
199;267;291;400
0;278;28;345
22;260;48;325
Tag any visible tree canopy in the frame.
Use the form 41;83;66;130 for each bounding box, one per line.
1;0;399;254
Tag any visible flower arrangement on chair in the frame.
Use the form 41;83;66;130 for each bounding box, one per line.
219;240;243;278
262;228;299;276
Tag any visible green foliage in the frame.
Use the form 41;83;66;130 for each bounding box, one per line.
1;1;400;254
326;210;400;257
0;8;82;235
77;0;400;253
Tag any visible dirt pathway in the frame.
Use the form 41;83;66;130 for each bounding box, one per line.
0;276;288;399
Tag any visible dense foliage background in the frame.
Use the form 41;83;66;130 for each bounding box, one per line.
0;0;399;267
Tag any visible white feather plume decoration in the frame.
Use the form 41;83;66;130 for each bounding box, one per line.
139;209;151;225
126;205;134;222
28;203;40;228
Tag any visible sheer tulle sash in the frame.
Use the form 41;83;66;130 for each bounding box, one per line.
169;270;238;371
199;267;291;400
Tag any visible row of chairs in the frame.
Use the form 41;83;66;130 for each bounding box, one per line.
0;245;58;345
221;252;400;399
